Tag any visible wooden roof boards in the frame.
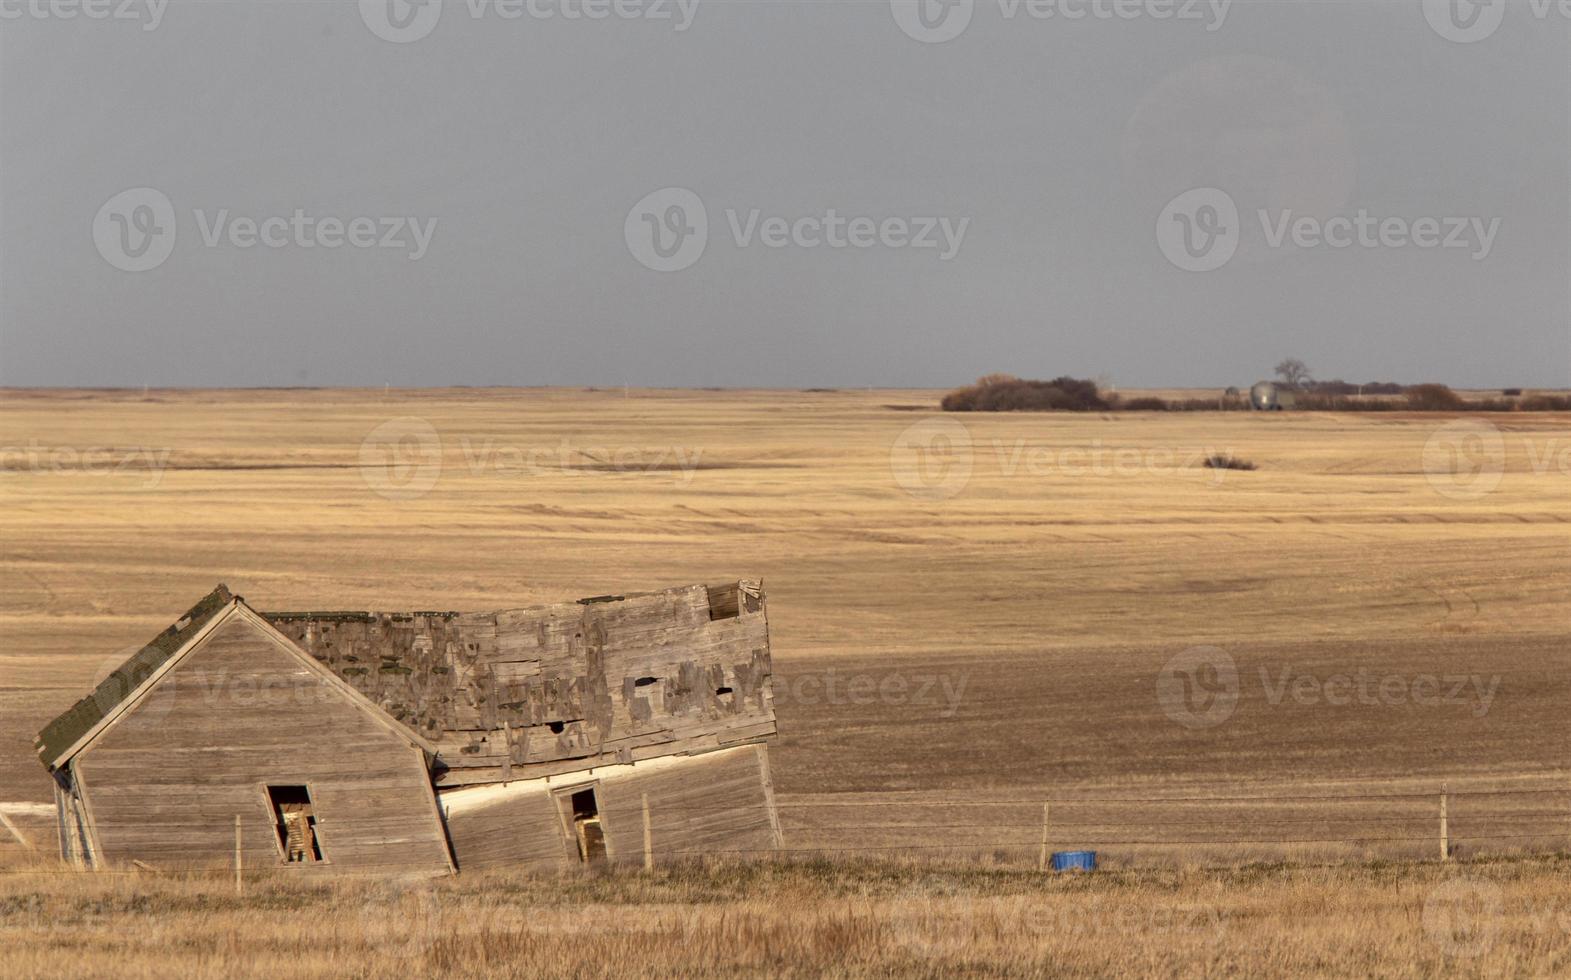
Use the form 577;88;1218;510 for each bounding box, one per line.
38;581;775;789
34;585;235;769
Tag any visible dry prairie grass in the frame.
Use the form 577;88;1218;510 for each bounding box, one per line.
1;854;1569;978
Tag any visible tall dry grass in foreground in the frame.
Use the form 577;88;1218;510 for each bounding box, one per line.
2;854;1568;978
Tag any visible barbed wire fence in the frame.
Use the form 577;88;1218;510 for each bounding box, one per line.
1;781;1566;876
599;783;1571;863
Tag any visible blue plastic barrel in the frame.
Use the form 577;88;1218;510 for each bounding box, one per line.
1050;850;1097;872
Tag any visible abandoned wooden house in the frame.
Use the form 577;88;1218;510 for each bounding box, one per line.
35;581;780;874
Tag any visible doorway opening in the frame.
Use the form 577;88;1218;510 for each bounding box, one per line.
558;786;606;865
266;784;324;863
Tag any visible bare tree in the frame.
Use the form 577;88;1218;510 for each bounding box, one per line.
1274;358;1312;389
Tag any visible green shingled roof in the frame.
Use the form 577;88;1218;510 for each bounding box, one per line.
34;585;236;769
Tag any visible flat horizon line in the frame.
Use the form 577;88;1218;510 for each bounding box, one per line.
2;383;1565;394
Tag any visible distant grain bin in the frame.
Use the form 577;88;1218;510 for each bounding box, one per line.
1248;381;1296;411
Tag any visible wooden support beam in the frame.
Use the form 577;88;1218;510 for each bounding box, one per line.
235;814;243;896
642;793;653;871
1038;802;1050;872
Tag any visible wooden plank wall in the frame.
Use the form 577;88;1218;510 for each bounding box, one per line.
444;745;778;872
443;790;569;873
599;745;779;864
268;582;775;789
74;616;453;875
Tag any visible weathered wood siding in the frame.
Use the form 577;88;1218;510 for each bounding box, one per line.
598;745;780;864
74;615;452;874
443;788;568;873
269;582;775;789
443;745;779;872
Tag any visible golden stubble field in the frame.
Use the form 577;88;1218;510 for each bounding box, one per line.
0;388;1567;866
3;855;1571;978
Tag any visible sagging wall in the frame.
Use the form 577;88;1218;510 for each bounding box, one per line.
441;744;781;872
267;582;774;789
73;615;453;875
53;777;94;869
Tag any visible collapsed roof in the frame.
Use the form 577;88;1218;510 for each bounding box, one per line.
38;582;775;789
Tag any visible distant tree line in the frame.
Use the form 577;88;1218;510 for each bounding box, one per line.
940;372;1570;413
941;374;1111;412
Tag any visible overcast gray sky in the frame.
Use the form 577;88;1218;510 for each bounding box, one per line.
1;1;1566;388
